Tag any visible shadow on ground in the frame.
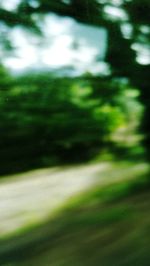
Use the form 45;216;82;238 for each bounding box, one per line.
0;171;150;266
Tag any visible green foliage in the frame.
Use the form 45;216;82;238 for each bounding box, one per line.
0;0;148;171
0;0;150;160
0;67;136;174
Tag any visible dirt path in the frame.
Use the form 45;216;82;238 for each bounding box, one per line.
0;162;148;237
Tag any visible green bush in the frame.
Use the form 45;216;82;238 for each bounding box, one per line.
0;68;138;174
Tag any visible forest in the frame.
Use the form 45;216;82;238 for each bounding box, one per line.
0;0;150;265
0;0;148;174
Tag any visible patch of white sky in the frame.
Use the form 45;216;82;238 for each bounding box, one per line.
103;5;128;21
121;23;150;65
132;43;150;65
0;0;107;74
1;0;149;73
0;0;20;10
4;14;108;75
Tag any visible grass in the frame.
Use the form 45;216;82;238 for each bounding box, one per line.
0;168;150;266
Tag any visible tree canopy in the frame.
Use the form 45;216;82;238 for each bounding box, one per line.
0;0;149;174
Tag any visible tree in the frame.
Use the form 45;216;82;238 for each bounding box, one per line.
0;66;129;174
0;0;149;166
104;0;150;159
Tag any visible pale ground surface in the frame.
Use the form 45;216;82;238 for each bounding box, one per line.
0;162;148;237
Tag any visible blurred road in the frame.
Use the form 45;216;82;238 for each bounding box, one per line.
0;162;148;237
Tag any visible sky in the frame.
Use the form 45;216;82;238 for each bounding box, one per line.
1;0;108;75
1;0;149;73
3;13;108;75
0;0;20;11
